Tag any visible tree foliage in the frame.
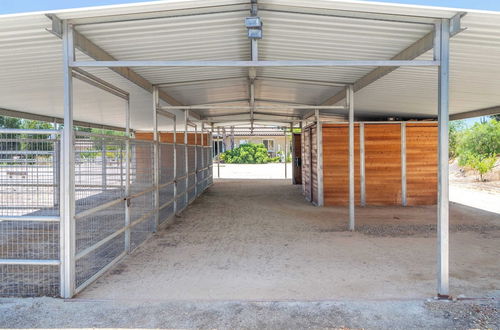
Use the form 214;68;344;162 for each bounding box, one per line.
220;143;280;164
456;119;499;181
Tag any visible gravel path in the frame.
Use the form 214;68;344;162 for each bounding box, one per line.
0;297;498;329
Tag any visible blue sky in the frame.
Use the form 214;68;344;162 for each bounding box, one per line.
1;0;499;14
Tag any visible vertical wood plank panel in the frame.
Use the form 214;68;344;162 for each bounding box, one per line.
322;124;360;206
406;123;438;205
365;124;402;205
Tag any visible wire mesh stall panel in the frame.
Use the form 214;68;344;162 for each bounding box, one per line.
158;142;175;225
176;144;187;212
205;145;213;188
73;132;127;292
0;129;61;297
196;145;203;196
129;139;155;250
187;145;196;203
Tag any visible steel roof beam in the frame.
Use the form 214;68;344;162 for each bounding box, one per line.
0;107;127;132
450;106;500;120
48;15;183;106
321;13;464;106
66;3;250;25
70;60;438;68
259;5;449;25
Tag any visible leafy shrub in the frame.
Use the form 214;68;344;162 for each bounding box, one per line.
457;119;499;181
464;154;497;182
220;143;280;164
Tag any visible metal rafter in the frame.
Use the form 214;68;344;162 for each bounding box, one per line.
48;15;183;107
321;13;464;106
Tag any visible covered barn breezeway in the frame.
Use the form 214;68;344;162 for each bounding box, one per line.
0;0;500;301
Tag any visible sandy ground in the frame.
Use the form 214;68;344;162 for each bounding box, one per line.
74;179;500;301
1;179;499;328
213;162;292;179
0;296;498;329
449;159;500;214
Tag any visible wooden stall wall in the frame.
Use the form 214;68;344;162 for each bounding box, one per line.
322;124;360;205
310;125;319;205
406;123;438;205
302;127;312;201
317;122;437;207
364;124;402;205
135;132;209;145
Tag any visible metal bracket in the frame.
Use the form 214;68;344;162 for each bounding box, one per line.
46;14;63;38
450;12;467;36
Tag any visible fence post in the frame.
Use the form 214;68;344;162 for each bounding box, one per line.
60;20;76;299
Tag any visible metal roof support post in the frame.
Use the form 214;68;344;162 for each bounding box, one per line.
60;20;76;299
152;86;160;231
194;124;198;200
401;122;407;206
284;127;287;179
173;115;178;215
184;110;189;209
437;19;450;299
290;122;295;184
124;98;131;253
200;122;204;196
315;110;324;206
217;126;221;178
348;85;355;231
360;123;366;206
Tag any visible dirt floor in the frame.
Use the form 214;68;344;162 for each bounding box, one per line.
1;179;499;328
72;179;500;301
1;296;498;329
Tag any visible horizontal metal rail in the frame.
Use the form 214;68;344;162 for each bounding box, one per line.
75;205;157;261
160;105;346;110
159;199;174;211
75;131;128;140
71;60;440;68
0;129;61;135
0;259;60;265
0;216;60;222
74;251;126;295
74;196;124;220
127;186;156;199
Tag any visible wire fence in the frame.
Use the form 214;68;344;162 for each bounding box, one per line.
0;128;213;297
0;129;61;297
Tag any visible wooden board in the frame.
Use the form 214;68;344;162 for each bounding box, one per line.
302;127;312;201
364;124;402;205
322;124;360;206
134;132;209;145
293;133;302;185
311;125;319;205
406;123;438;205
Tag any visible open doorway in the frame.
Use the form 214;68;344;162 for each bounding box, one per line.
212;125;293;180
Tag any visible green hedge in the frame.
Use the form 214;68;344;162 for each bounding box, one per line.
220;143;280;164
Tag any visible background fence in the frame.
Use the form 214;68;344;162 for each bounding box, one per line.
0;128;213;297
0;129;61;297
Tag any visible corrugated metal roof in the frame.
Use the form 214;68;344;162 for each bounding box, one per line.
0;0;499;130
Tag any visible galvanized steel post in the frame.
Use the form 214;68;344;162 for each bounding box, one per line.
60;20;76;299
315;110;324;206
152;86;160;231
401;122;407;206
348;85;355;231
124;98;131;253
437;19;450;298
360;123;366;206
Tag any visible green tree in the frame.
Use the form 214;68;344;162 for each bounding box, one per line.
0;116;22;128
457;119;499;181
220;143;280;164
449;120;465;158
